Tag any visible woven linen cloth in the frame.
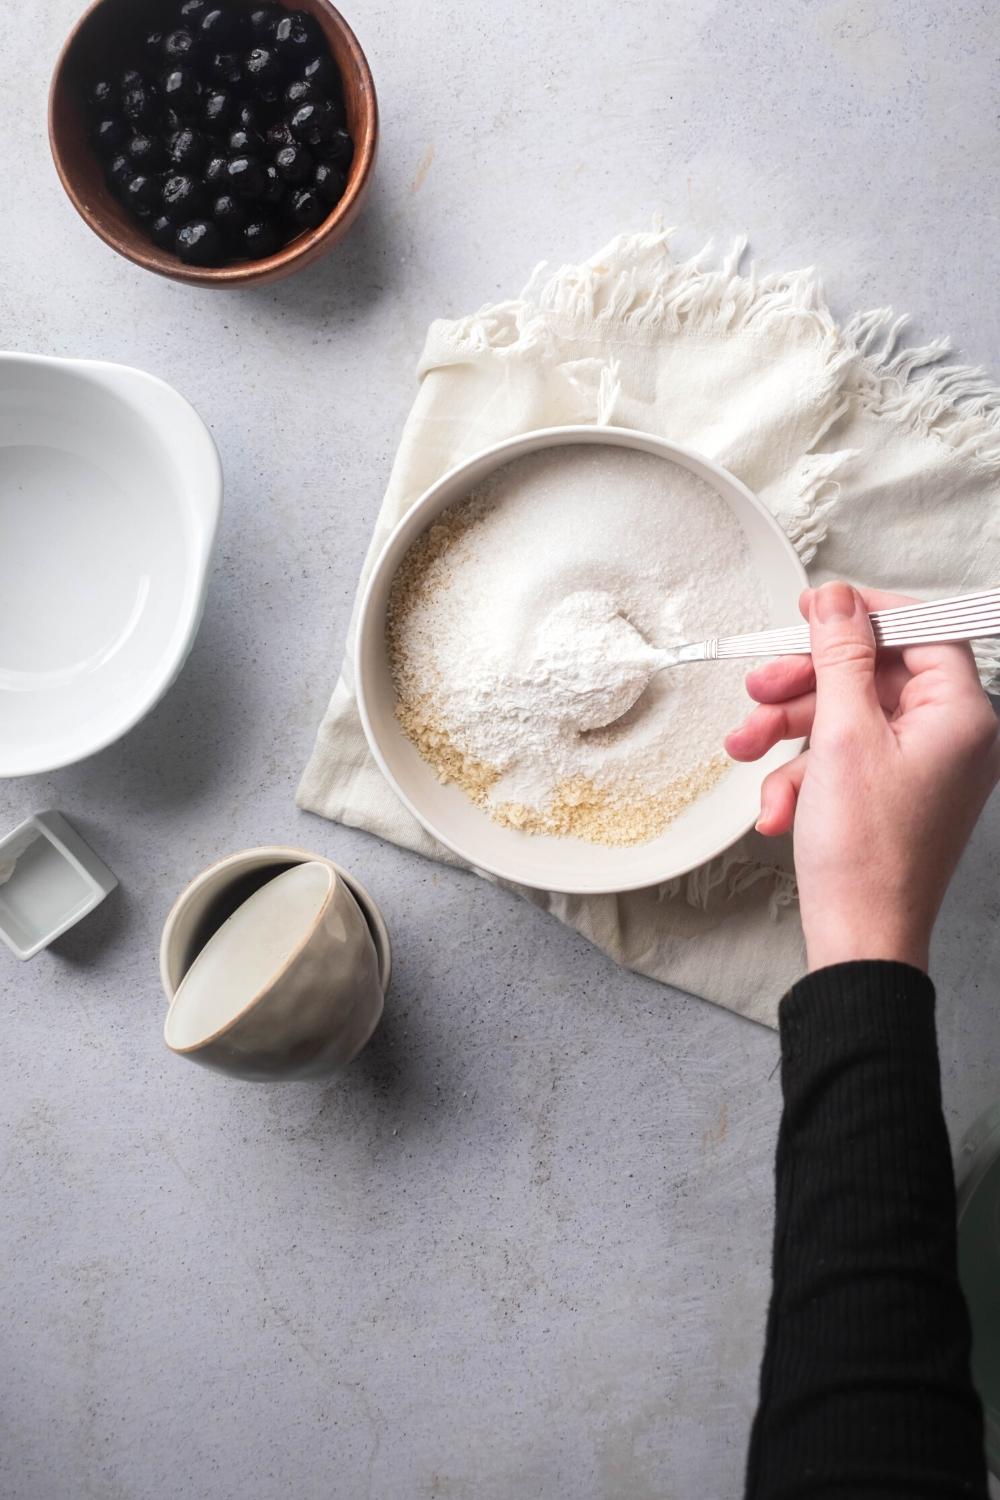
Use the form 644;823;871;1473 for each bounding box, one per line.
298;231;1000;1028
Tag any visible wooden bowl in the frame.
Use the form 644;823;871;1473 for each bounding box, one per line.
49;0;377;288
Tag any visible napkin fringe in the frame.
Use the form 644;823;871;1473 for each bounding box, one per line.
662;846;798;918
975;643;1000;692
432;234;842;375
782;448;850;565
845;307;1000;468
520;231;839;344
844;307;1000;690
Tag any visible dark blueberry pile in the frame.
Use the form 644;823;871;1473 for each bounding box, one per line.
85;1;353;266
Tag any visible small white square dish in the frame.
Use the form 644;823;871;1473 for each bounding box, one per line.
0;811;117;961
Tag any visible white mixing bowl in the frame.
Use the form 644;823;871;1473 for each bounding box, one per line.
356;426;807;895
0;353;222;776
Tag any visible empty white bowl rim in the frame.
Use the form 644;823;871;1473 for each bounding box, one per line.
0;352;222;776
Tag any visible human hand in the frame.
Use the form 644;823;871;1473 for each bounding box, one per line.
724;581;1000;973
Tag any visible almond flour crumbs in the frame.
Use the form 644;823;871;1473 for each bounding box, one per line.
386;445;767;847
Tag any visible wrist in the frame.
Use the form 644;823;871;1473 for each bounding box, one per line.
804;916;930;976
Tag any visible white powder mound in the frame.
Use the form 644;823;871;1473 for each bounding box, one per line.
390;444;767;816
524;589;670;731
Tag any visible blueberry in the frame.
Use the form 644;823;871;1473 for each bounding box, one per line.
248;4;282;40
92;116;127;155
202;89;235;129
141;29;164;60
212;191;249;233
106;153;133;192
265;119;294;150
226;154;267;199
326;93;347;129
162;172;208;221
287;185;326;230
122;82;158;126
127;131;168;170
284;78;319;110
150;213;176;248
176;218;224;264
120;68;144;91
228;125;264;155
274;142;313;184
244;45;281;86
235;101;263;132
261;163;285;206
273;12;322;64
162;65;202;120
124;173;160;214
289;99;339;146
210;50;244;88
199;7;247;52
179;0;209;22
89;78;115;110
163;29;195;64
301;53;340;93
255;84;284;118
315;126;353;170
204;153;228;184
243;217;280;257
314;160;347;205
167;127;208;169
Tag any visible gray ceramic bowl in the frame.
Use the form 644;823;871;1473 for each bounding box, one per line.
161;846;390;1081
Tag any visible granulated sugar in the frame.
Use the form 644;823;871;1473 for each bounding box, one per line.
387;445;767;846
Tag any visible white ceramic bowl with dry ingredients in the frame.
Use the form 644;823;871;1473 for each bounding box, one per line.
0;353;221;777
356;426;808;896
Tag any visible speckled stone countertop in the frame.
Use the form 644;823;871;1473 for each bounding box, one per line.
3;2;1000;1496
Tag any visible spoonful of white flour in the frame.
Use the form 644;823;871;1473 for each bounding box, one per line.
523;590;664;732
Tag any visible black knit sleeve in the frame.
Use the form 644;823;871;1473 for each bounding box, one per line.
744;961;987;1499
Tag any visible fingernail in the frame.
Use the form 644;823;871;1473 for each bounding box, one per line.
815;581;855;622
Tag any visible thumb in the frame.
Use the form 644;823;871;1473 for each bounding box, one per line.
807;581;881;733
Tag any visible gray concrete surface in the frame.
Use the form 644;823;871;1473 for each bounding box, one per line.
3;1;1000;1496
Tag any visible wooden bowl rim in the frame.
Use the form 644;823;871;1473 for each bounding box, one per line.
48;0;378;288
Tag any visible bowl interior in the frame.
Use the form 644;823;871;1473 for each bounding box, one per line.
0;356;213;776
160;847;392;996
164;862;334;1050
357;428;808;895
49;0;377;286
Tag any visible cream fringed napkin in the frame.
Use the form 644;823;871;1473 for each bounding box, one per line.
298;232;1000;1029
